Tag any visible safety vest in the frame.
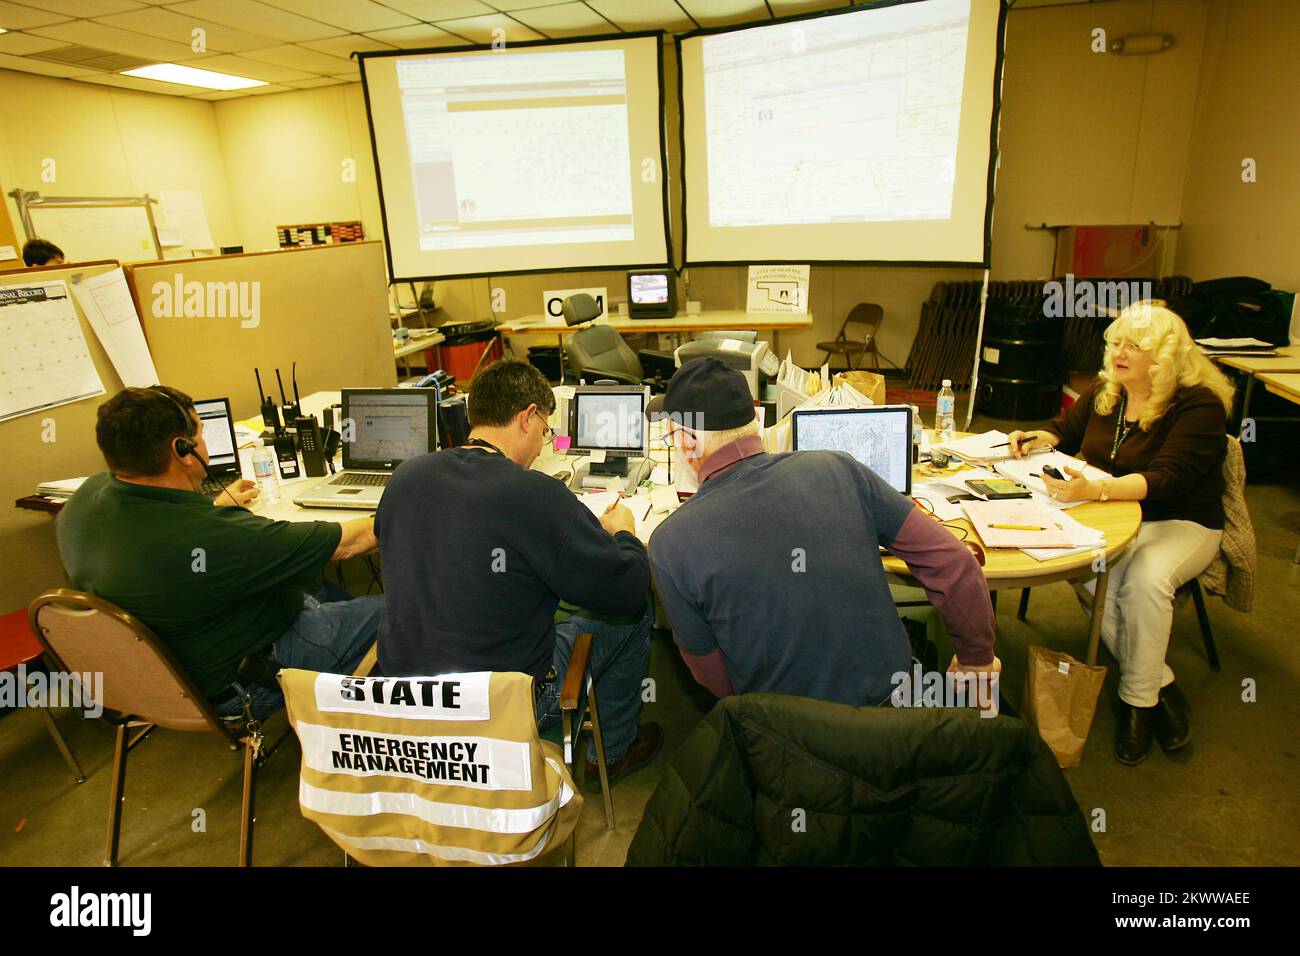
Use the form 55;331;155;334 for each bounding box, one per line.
279;668;581;866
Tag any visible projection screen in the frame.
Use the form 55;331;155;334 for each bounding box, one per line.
360;33;672;281
678;0;1006;267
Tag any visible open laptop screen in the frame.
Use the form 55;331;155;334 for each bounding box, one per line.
193;398;239;474
791;406;912;495
342;389;435;469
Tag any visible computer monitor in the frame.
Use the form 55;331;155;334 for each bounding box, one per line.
193;398;239;477
627;270;676;318
568;385;650;476
790;406;913;495
341;388;436;470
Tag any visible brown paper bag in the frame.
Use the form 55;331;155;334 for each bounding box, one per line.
1022;645;1107;769
833;370;887;406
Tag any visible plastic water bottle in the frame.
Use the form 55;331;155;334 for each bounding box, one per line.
936;380;956;445
252;445;280;503
911;405;923;463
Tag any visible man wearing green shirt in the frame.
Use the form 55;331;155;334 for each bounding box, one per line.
57;386;381;719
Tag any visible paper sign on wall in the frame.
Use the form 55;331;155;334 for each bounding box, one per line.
159;190;214;251
746;265;810;314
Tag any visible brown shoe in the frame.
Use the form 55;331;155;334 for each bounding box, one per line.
584;722;663;792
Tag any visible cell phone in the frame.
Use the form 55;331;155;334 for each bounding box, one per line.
966;478;1033;500
1041;464;1065;480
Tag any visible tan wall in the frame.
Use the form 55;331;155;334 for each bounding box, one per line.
0;69;239;262
992;0;1209;281
1176;0;1300;291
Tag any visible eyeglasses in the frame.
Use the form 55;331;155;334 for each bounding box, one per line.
1107;337;1150;354
531;409;554;443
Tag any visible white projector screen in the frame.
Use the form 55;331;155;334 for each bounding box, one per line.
360;34;672;281
678;0;1005;267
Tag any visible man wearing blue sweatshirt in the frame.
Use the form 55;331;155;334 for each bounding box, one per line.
377;360;661;791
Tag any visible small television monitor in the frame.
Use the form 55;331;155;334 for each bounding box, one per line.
627;270;676;318
568;385;650;476
791;405;913;495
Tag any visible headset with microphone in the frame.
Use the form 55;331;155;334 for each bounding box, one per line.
151;386;242;507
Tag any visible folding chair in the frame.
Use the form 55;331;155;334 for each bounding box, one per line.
28;588;289;866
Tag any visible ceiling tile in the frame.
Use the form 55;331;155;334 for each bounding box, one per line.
0;1;73;29
677;0;768;28
165;1;346;43
20;0;144;16
433;13;543;43
255;0;417;33
284;75;345;88
188;51;315;81
362;24;465;47
28;18;210;60
380;1;496;19
0;49;98;75
506;2;616;37
767;0;848;16
587;0;694;33
95;9;282;53
490;0;581;11
0;30;68;54
241;43;353;72
300;34;396;56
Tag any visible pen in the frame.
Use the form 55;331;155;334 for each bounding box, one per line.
989;523;1046;530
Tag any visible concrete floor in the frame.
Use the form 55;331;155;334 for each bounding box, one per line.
3;422;1298;867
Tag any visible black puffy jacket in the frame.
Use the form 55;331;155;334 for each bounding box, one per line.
626;694;1100;866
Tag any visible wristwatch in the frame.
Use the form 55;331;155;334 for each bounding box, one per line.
1098;480;1110;502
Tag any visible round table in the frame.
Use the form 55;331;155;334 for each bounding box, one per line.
882;447;1142;665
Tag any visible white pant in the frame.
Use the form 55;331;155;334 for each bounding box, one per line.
1084;520;1223;708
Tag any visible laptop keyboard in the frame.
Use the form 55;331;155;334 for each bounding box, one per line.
330;472;390;487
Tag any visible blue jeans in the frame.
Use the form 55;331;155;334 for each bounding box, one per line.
536;600;654;764
214;582;383;721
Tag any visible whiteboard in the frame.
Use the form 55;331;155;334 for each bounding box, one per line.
28;204;159;264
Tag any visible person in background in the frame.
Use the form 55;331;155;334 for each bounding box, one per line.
58;386;381;720
648;357;999;709
22;238;65;267
1008;301;1234;765
376;359;661;792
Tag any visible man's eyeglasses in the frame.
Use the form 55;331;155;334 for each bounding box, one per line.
531;409;555;443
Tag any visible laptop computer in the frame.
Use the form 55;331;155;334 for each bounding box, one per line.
791;405;913;496
194;398;241;499
293;388;436;509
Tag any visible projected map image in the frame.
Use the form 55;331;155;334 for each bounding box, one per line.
702;0;970;227
397;50;635;251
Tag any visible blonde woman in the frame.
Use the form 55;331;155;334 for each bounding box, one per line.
1008;302;1234;765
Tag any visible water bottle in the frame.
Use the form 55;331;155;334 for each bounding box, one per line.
910;405;923;463
936;380;956;445
252;444;280;503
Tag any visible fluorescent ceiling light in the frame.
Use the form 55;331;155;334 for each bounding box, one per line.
122;63;266;91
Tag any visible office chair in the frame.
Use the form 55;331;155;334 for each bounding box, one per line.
563;325;673;391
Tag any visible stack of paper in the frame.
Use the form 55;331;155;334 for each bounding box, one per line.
1019;507;1107;562
961;499;1074;549
937;430;1052;465
37;477;87;498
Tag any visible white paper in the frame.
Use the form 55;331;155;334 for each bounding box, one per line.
625;496;653;523
746;264;809;314
159;190;214;250
578;490;619;517
156;226;185;248
993;452;1110;510
1020;507;1106;561
0;280;106;422
71;268;159;387
1195;337;1273;349
650;485;679;514
649;465;670;485
588;448;607;464
0;245;16;261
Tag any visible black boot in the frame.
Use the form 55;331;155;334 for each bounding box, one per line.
1154;683;1192;751
1115;700;1156;765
